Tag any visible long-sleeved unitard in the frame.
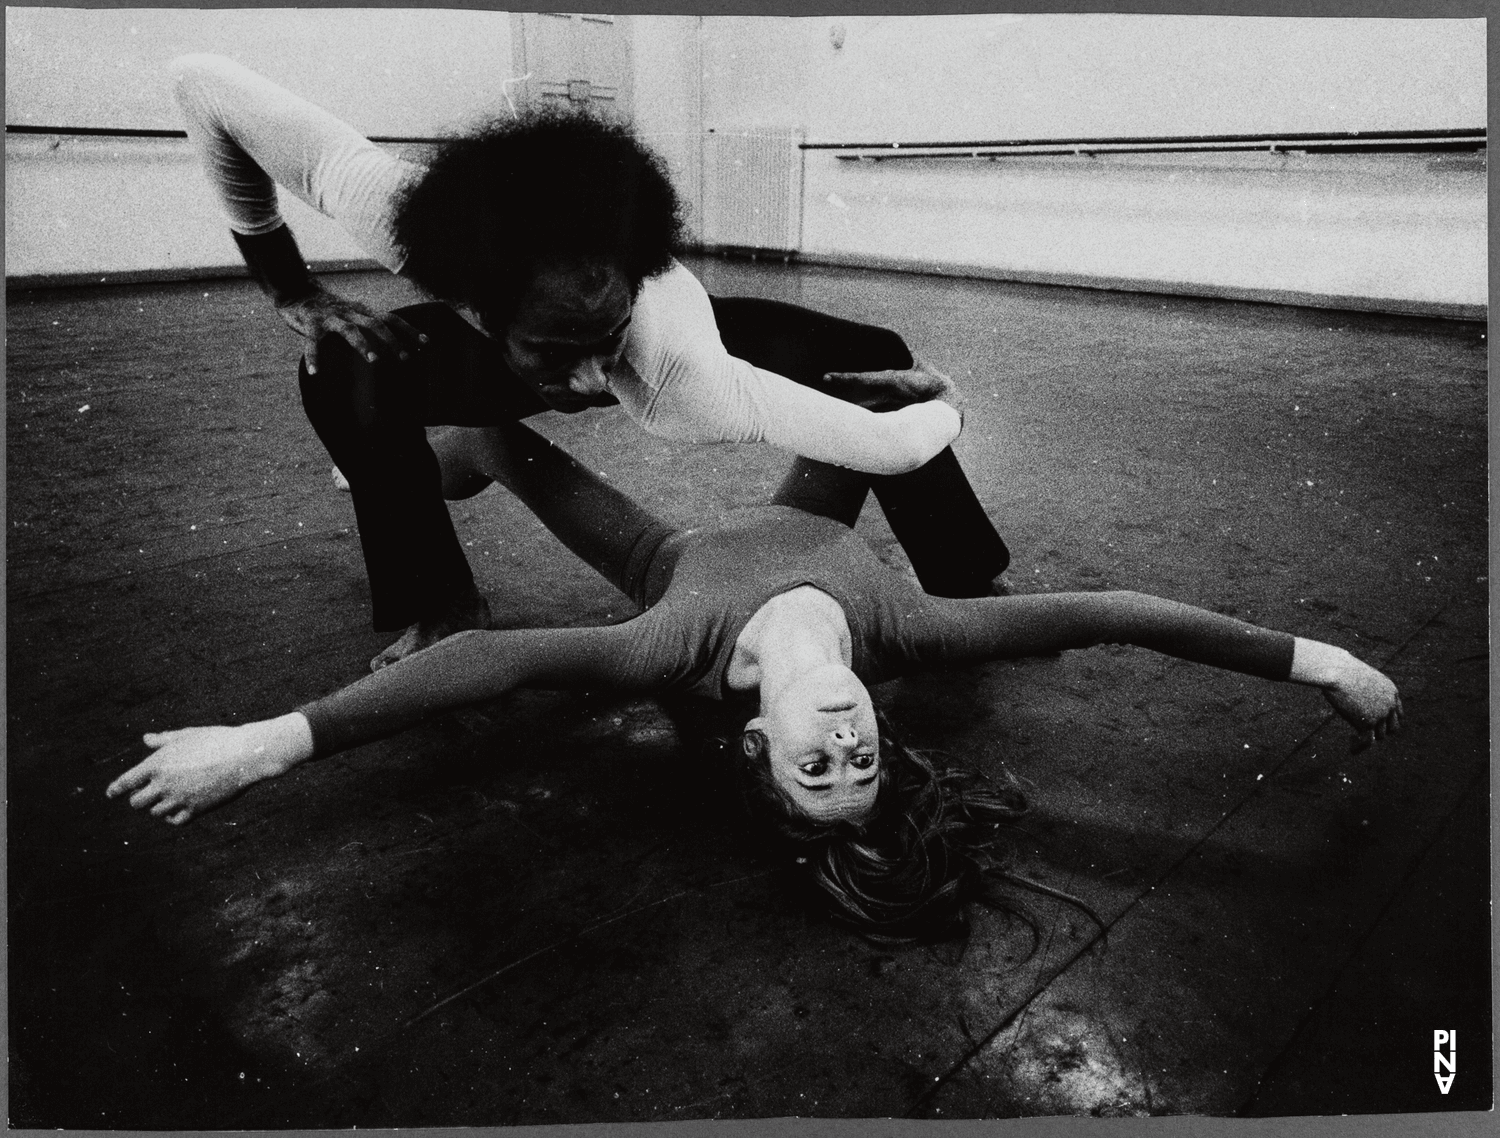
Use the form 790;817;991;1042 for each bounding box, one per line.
298;505;1294;757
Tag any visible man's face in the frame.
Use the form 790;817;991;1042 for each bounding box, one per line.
502;258;633;413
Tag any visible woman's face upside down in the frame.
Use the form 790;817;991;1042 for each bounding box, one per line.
747;663;882;824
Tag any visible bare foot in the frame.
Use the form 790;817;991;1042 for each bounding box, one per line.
371;592;495;672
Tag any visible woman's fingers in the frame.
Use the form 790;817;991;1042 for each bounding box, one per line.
129;783;163;810
1324;662;1403;744
168;809;193;826
1346;699;1402;753
107;760;154;798
1373;690;1403;738
143;726;214;749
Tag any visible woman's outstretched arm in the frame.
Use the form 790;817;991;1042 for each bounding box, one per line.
106;713;315;827
894;590;1402;749
1286;636;1403;750
107;620;674;825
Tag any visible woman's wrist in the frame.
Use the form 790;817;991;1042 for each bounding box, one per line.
1289;637;1353;688
251;712;316;777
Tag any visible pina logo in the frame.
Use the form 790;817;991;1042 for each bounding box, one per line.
1433;1030;1456;1094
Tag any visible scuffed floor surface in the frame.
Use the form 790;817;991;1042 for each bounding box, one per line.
7;257;1489;1126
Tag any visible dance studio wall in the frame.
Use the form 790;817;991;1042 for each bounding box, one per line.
694;14;1486;317
5;7;521;283
7;10;1486;318
5;8;706;285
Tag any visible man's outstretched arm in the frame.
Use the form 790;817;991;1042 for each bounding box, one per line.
171;53;425;370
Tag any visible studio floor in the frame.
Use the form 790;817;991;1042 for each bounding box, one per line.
7;256;1490;1127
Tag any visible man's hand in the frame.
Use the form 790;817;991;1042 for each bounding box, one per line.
278;286;428;375
818;353;962;415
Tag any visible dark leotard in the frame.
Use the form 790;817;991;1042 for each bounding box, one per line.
299;505;1292;757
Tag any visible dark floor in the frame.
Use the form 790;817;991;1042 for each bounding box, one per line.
6;256;1491;1127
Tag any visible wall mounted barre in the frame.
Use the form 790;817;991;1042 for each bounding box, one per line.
802;128;1486;160
6;124;444;144
10;123;1483;157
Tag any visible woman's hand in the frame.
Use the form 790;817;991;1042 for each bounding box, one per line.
819;353;962;416
1291;638;1403;752
1323;661;1403;752
278;286;427;375
106;713;314;825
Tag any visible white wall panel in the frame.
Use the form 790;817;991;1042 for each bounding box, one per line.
5;7;518;282
5;135;372;280
700;15;1484;142
6;7;518;136
630;16;703;242
697;15;1486;315
798;151;1485;315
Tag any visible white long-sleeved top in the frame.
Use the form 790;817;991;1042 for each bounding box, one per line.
171;54;961;475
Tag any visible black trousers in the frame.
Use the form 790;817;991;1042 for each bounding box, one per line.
299;296;1009;630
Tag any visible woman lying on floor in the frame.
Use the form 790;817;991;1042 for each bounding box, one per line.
109;422;1402;941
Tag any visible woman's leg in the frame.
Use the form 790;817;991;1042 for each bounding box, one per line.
771;456;868;528
298;302;550;634
431;421;682;610
709;296;1010;595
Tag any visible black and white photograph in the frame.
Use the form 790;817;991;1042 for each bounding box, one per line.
5;5;1489;1129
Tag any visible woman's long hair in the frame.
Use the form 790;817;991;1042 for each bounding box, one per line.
734;711;1042;945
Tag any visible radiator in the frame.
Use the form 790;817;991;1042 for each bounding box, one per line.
700;128;804;253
